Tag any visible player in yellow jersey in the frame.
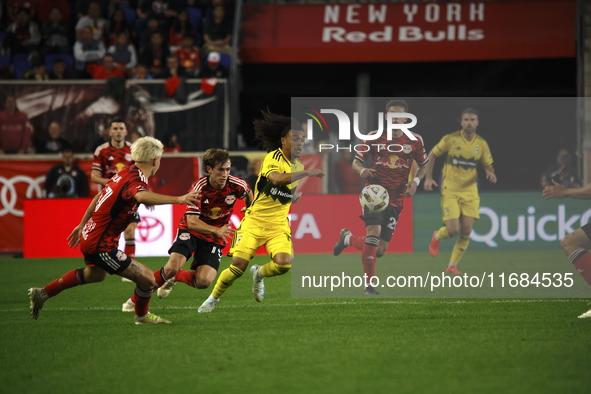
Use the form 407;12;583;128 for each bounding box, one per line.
198;111;325;312
423;108;497;274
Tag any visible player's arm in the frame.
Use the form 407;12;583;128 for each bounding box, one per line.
543;181;591;200
423;151;439;191
267;168;324;186
483;164;497;184
245;190;254;208
67;193;100;248
405;162;428;197
134;190;200;206
91;169;110;186
187;214;234;240
352;158;376;179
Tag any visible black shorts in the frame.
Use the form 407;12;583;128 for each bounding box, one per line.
83;249;133;275
168;230;223;271
360;205;402;243
582;222;591;241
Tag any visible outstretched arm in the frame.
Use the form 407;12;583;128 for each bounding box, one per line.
134;190;200;206
543;180;591;200
267;169;325;186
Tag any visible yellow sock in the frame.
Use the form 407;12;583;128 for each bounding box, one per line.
436;226;450;241
260;261;292;277
212;265;244;299
450;235;470;265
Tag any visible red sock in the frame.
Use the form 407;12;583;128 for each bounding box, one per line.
154;268;168;288
125;243;135;259
350;235;366;251
362;235;379;286
45;268;86;297
175;269;197;288
131;286;153;317
571;249;591;285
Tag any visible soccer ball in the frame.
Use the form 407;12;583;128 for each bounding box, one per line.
359;184;389;213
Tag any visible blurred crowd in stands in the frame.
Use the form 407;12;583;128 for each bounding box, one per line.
0;0;233;80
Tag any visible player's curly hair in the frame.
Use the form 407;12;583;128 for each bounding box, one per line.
131;136;164;162
253;110;302;152
202;148;230;170
385;99;408;112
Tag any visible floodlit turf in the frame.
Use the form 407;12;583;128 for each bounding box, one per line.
1;252;590;393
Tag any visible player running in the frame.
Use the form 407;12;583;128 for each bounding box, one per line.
197;110;325;312
121;148;253;311
28;137;199;324
333;99;428;295
423;108;496;274
91;118;139;259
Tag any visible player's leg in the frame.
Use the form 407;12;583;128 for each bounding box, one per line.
446;215;475;274
121;259;171;324
175;240;222;290
429;194;460;257
561;224;591;318
29;264;107;320
199;255;249;313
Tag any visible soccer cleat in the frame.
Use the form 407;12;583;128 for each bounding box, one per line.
122;298;135;312
578;307;591;319
28;288;46;320
134;312;171;325
121;277;133;282
157;278;177;299
198;295;219;313
364;286;380;295
445;265;462;274
251;264;265;302
333;228;351;256
429;230;440;257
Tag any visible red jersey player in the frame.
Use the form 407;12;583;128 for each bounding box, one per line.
333;99;429;294
91;118;139;259
122;148;253;311
28;136;199;324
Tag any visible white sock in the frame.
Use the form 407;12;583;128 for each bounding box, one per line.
448;262;456;268
344;233;351;245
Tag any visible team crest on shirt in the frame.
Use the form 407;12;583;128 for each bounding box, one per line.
475;147;479;154
125;153;132;161
179;232;190;241
225;195;236;205
402;144;412;154
116;251;127;261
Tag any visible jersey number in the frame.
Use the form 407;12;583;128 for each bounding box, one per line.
95;186;114;212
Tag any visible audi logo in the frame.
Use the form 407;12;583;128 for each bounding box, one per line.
136;215;165;243
0;175;45;217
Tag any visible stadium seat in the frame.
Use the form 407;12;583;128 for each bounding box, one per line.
219;53;231;69
121;7;137;26
45;54;74;73
187;7;203;29
14;61;31;79
12;53;29;64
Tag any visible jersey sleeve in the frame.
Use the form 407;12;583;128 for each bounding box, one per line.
413;134;429;166
92;146;103;173
121;177;148;201
186;181;203;215
480;139;494;166
260;153;281;178
431;135;451;158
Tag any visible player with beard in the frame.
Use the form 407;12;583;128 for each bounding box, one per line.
423;108;497;274
333;99;429;295
198;111;325;312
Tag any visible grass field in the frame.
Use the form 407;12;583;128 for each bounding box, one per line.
2;251;590;394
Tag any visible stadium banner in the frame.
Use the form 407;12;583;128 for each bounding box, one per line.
413;192;591;252
3;157;199;254
241;1;575;63
0;80;226;154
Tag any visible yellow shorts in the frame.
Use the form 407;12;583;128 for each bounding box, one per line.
229;217;293;261
441;191;480;222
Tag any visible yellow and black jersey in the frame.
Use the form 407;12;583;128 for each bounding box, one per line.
247;148;304;224
432;131;493;194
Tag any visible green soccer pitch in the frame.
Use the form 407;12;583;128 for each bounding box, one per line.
2;252;590;393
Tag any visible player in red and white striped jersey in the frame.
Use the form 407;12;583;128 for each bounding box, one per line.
333;99;429;294
28;137;200;324
122;149;253;309
91;118;139;259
